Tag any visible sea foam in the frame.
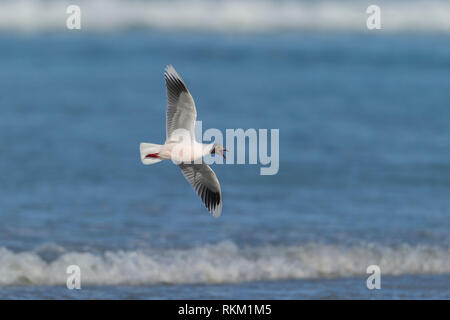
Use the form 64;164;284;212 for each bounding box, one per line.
1;0;450;33
0;241;448;285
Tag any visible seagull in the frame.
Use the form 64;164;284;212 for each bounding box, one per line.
139;65;226;217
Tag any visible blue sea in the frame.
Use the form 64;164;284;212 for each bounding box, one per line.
0;0;449;299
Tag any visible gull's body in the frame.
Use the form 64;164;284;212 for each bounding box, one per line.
151;141;214;162
139;65;225;217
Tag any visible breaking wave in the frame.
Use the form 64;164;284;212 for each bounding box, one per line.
0;241;448;285
1;0;450;33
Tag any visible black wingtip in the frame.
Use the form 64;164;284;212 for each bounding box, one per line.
164;65;187;92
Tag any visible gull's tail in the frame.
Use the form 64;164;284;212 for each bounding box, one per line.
140;143;163;165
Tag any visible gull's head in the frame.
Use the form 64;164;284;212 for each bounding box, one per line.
211;144;227;159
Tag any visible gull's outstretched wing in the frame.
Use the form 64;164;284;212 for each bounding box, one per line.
164;65;197;142
178;163;222;217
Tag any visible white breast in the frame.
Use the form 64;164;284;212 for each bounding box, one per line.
164;141;211;163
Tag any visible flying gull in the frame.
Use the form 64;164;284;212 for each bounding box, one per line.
139;65;226;217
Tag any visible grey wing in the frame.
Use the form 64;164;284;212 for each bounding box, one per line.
178;163;222;217
164;65;197;142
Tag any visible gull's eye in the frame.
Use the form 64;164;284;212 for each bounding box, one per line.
211;148;216;154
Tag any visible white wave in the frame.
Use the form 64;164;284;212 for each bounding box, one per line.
0;241;448;285
0;0;450;33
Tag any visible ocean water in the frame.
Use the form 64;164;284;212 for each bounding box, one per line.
1;1;450;300
2;0;450;33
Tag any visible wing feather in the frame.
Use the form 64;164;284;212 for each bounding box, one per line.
178;163;222;217
164;65;197;141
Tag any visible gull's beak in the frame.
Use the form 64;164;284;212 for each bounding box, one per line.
220;149;227;159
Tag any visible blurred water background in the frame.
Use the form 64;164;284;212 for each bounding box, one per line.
0;0;449;299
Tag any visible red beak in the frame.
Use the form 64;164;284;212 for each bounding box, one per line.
220;149;227;159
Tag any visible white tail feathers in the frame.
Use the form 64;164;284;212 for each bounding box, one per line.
140;143;163;165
